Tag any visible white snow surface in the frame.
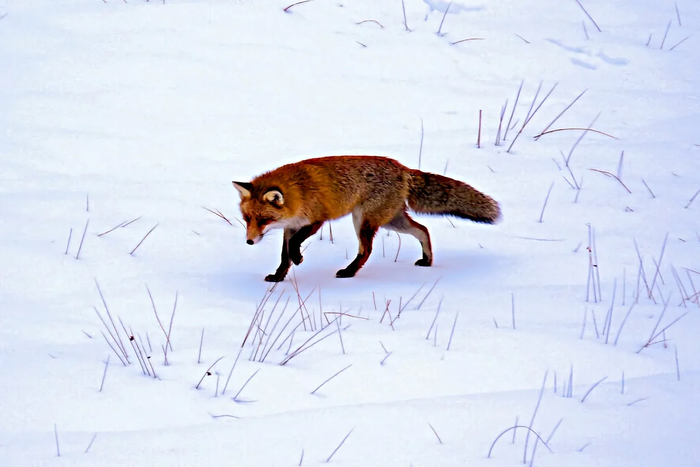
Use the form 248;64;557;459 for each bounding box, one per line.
1;0;700;466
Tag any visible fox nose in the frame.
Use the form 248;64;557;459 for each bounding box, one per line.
246;239;254;245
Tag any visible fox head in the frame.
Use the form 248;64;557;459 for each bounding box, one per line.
232;181;287;245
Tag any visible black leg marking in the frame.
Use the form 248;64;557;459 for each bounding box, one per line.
336;220;378;278
288;222;323;266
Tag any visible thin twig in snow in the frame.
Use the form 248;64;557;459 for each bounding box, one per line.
283;0;313;13
99;355;110;392
450;37;484;45
523;371;548;464
130;223;158;255
436;1;452;35
194;355;224;390
566;113;600;166
488;426;552;458
641;179;655;198
447;312;459;350
574;0;601;32
54;424;60;457
325;428;355;463
684;188;700;209
64;228;73;255
538;182;555;223
428;423;443;444
503;80;524;142
75;219;90;260
580;376;608;402
588;169;632;193
537;89;587;139
401;0;410;31
613;303;636;345
669;36;690;51
660;20;672;49
233;368;260;401
535;127;617;140
311;364;353;395
84;433;98;454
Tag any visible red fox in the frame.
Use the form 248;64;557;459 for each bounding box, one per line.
232;155;501;282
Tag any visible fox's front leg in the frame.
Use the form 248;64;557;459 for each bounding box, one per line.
287;222;324;266
265;228;296;282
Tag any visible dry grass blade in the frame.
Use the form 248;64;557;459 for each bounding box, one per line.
98;216;142;237
64;228;73;255
538;182;555;223
566;113;600;165
283;0;313;13
436;1;452;35
94;280;129;361
684;188;700;209
523;371;548;464
503;80;524;141
574;0;601;32
356;19;384;28
146;284;171;351
98;358;110;392
508;81;559;152
515;33;530;43
417;277;442;310
660;20;672;49
233;368;260;401
401;0;410;32
75;219;90;260
588;169;632;193
398;282;426;315
202;206;233;226
428;423;443;444
488;426;552;458
325;427;355;463
537;89;587;138
163;291;178;365
130;223;158;255
311;364;353;395
535;127;617;140
280;318;340;365
649;233;669;293
580;376;608;402
451;37;484;45
195;356;225;389
669;36;690;51
639;309;690;353
84;433;98;454
54;424;60;457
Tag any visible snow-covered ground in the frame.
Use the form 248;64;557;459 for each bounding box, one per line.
1;0;699;465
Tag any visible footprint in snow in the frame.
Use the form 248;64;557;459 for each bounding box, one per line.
571;58;597;70
597;51;629;66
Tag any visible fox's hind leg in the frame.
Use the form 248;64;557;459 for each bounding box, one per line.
336;209;379;278
383;210;433;266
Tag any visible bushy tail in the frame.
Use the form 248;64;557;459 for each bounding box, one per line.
407;170;501;224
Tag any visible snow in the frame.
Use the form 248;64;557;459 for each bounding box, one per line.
1;0;699;465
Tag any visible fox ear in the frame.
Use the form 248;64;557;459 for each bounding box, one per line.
263;189;284;207
232;181;253;199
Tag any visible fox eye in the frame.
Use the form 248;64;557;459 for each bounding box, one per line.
258;218;272;226
243;215;251;223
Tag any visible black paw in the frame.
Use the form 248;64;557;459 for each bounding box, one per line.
264;273;286;282
335;268;357;278
290;252;304;266
414;258;432;267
